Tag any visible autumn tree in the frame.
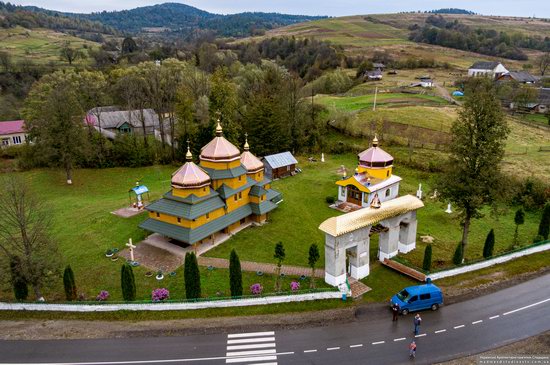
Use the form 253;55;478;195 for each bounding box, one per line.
59;42;83;65
437;78;509;261
538;52;550;76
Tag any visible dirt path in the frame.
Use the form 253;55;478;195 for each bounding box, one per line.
434;82;460;105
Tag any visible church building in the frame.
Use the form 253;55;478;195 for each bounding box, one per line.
139;123;281;246
336;136;401;208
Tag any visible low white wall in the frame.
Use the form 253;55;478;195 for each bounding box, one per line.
428;242;550;281
0;291;341;312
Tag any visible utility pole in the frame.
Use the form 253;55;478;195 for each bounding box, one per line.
373;87;378;111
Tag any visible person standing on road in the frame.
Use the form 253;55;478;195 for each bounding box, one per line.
409;340;417;358
392;303;400;321
413;313;422;335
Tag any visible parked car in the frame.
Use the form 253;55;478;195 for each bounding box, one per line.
390;280;443;315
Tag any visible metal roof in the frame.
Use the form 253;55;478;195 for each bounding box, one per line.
131;185;149;195
263;152;298;169
250;200;278;215
319;195;424;237
163;190;219;205
201;165;248;180
86;109;159;129
469;61;501;70
249;185;267;197
266;189;282;202
145;195;225;220
0;120;25;135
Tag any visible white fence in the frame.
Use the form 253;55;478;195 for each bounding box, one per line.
428;241;550;281
0;291;341;312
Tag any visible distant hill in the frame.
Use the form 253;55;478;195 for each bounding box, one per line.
22;2;326;38
428;9;475;15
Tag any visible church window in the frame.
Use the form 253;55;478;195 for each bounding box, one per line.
238;176;242;181
234;195;238;202
239;192;242;199
156;212;160;218
386;189;391;197
177;217;181;223
206;213;210;220
386;170;389;177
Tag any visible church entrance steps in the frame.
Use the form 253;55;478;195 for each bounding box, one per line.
197;257;325;278
382;258;426;282
347;277;372;299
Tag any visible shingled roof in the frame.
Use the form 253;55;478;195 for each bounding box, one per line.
470;61;501;70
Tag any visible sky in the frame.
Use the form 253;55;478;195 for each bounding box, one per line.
8;0;550;18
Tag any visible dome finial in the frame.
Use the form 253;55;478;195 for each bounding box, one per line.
244;132;249;151
215;111;223;137
185;139;192;161
372;134;379;147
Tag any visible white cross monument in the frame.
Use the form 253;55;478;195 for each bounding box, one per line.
126;238;136;262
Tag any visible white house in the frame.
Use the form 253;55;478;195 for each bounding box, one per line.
468;61;508;78
0;120;27;147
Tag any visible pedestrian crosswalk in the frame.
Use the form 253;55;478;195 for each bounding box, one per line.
226;331;278;364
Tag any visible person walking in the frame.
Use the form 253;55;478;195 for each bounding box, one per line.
392;303;400;321
413;313;422;335
409;340;417;358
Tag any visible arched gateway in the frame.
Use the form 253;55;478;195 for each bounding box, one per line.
319;194;424;286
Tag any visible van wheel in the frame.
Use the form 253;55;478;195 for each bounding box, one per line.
401;309;409;315
431;304;439;311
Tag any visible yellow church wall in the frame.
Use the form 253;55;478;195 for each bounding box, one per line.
171;186;210;198
248;171;263;182
357;165;393;179
249;195;266;204
226;188;251;212
200;159;241;171
211;175;247;190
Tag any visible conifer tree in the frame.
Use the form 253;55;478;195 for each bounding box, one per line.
483;229;495;258
9;256;28;301
422;244;432;272
184;252;201;299
308;243;320;289
63;265;77;301
229;249;242;297
121;263;136;301
513;208;525;246
452;242;464;265
538;203;550;240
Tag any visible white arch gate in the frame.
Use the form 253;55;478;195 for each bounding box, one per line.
319;195;424;286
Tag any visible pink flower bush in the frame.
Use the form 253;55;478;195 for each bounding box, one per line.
290;281;300;292
250;283;263;295
152;288;170;302
96;290;109;301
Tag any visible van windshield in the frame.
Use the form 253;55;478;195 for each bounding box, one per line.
397;289;409;301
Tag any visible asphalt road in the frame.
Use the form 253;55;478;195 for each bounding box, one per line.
1;273;549;365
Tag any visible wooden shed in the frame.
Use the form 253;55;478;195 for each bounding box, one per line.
263;152;298;179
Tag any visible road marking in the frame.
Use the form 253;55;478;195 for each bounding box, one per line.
454;325;465;329
472;320;483;325
246;363;278;365
226;349;277;357
303;349;317;353
226;343;276;351
489;315;500;319
327;347;340;351
226;356;278;363
415;334;426;338
393;338;406;342
350;344;363;348
502;298;550;316
435;329;447;334
227;337;275;345
372;341;385;345
227;331;274;339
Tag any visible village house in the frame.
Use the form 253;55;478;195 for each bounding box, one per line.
0;120;27;147
85;107;162;139
366;70;383;81
373;62;386;71
497;71;539;84
263;151;298;179
468;61;509;78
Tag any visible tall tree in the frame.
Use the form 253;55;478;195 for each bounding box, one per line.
483;229;495;258
184;252;201;299
9;256;28;301
538;202;550;240
513;208;525;246
0;176;60;299
274;242;286;292
63;265;77;301
437;78;509;261
59;42;83;65
308;243;320;289
538;52;550;76
209;67;239;144
23;70;88;184
422;244;432;272
121;37;139;55
229;249;243;297
121;263;136;301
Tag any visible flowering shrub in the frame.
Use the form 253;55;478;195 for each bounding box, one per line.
290;281;300;292
152;288;170;302
96;290;109;301
250;283;263;295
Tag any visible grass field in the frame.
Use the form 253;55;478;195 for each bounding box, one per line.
316;93;448;112
0;26;97;65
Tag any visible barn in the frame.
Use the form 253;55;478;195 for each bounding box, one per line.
263;152;298;179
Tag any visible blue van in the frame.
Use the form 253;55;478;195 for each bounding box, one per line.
390;281;443;315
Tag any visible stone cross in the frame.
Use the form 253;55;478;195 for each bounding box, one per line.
321;153;325;162
445;203;452;214
126;238;136;262
416;183;423;200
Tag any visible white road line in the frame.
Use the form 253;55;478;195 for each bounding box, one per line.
393;338;406;342
227;337;275;344
246;363;278;365
435;329;447;334
502;298;550;316
303;349;317;353
489;315;500;319
372;341;385;345
472;320;483;325
350;344;363;348
227;331;275;339
454;325;465;329
327;347;340;351
415;334;426;338
226;349;277;357
226;356;278;363
226;343;276;351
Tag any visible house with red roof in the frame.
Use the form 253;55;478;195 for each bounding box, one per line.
0;120;27;147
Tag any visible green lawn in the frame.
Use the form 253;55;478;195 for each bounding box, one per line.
316;93;448;112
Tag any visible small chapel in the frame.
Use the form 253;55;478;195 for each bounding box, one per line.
139;123;281;247
336;136;402;208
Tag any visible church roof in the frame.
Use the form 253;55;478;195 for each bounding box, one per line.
319;195;424;237
241;151;264;172
171;162;210;189
358;146;393;164
200;123;241;162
